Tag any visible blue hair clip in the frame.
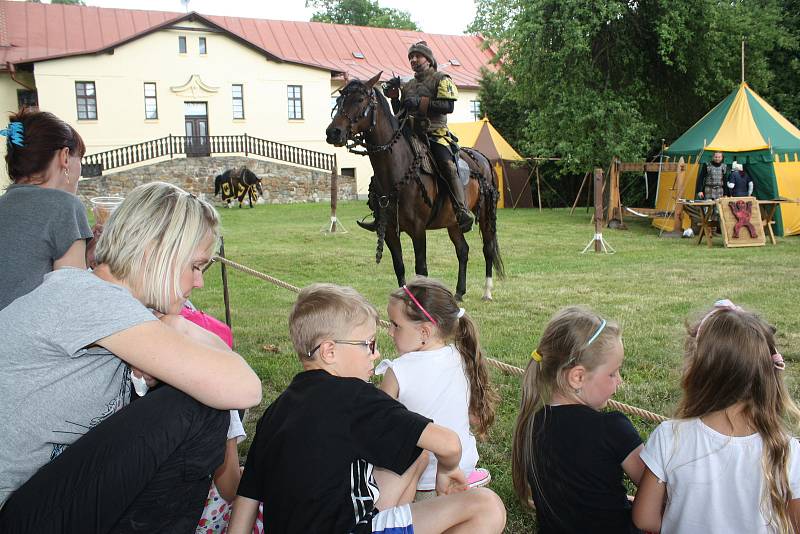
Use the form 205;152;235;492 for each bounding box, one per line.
0;121;24;147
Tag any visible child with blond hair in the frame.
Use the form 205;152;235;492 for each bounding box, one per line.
228;283;506;534
512;306;644;533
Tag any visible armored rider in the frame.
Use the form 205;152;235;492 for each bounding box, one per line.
357;41;474;233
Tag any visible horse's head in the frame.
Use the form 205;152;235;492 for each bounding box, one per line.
326;71;382;146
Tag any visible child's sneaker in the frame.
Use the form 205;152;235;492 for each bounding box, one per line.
467;467;491;488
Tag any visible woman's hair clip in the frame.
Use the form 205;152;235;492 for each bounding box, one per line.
456;307;465;319
0;121;24;147
531;349;542;362
772;352;786;371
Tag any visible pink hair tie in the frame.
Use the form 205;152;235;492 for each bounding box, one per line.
402;285;437;326
772;352;786;371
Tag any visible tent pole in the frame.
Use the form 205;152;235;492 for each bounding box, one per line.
536;164;542;212
741;39;745;84
570;171;590;215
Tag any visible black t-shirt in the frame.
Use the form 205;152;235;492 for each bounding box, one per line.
528;404;642;534
238;369;431;533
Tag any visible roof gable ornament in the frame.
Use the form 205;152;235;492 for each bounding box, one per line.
170;74;219;98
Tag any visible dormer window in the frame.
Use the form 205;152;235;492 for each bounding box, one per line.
352;51;365;59
449;58;461;66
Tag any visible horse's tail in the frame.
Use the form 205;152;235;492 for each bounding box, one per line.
214;175;222;196
472;150;505;280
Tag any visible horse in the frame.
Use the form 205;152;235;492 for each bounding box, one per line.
214;167;263;208
325;72;504;301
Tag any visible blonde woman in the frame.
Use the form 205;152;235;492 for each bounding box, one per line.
0;182;261;533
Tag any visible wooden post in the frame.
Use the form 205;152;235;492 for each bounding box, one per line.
670;157;687;233
321;154;346;233
594;167;604;252
219;236;232;331
535;165;542;212
607;157;626;229
570;171;590;215
330;155;338;231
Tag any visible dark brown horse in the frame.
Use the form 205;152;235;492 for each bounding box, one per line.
325;72;504;301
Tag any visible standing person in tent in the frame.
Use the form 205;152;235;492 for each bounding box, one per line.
727;161;754;197
357;41;473;234
699;152;728;201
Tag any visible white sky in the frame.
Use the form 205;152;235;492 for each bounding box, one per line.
86;0;478;36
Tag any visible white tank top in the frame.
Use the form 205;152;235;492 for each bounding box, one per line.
376;344;478;490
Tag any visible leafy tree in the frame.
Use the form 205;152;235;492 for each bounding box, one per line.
470;0;792;174
306;0;419;30
51;0;87;4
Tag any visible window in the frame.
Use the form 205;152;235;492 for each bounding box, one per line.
341;167;356;177
470;100;481;121
287;85;303;120
232;84;244;119
178;36;187;54
144;83;158;119
17;89;38;110
75;81;97;120
199;37;207;55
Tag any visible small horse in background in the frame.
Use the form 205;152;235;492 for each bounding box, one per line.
214;167;263;208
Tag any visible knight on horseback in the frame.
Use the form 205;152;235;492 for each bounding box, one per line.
357;41;474;234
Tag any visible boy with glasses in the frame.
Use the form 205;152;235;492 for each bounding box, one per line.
228;283;505;534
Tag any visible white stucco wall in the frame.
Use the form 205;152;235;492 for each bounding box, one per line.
2;21;483;195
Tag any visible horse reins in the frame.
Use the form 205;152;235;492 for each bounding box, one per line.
334;86;408;155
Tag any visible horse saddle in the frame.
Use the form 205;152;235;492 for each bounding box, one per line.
408;135;471;188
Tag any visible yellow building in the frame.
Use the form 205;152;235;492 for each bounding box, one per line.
0;2;496;193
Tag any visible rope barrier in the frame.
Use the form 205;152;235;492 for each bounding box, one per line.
212;255;668;423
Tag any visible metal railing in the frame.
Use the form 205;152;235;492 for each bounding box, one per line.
81;134;337;177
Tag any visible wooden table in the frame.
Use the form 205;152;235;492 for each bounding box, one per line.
677;199;716;248
757;200;788;245
678;198;789;247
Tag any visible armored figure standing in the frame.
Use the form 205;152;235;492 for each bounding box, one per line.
358;41;473;233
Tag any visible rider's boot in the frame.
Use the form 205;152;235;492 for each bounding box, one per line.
442;159;473;233
357;214;378;232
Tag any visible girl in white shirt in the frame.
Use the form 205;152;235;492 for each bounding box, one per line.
633;300;800;533
376;276;499;493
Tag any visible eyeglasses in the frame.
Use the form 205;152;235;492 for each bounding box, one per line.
307;338;377;358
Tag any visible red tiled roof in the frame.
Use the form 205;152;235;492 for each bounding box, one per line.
0;1;495;88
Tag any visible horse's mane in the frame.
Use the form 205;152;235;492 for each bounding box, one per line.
372;87;398;130
341;79;399;130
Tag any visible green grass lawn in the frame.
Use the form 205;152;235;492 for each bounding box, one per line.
188;200;800;532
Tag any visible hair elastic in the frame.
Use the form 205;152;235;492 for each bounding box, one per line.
0;121;24;147
402;285;437;326
531;349;542;362
456;307;465;319
772;352;786;371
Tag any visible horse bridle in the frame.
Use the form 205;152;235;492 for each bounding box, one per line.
333;84;406;155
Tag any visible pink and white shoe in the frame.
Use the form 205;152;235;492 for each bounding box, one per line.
467;467;491;488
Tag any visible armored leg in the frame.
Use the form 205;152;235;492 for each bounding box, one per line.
432;143;472;233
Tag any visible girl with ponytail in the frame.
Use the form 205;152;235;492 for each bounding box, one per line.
376;275;499;498
633;301;800;533
512;306;644;533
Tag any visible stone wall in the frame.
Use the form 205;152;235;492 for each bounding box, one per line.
77;155;356;206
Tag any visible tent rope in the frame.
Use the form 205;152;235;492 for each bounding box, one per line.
212;255;667;424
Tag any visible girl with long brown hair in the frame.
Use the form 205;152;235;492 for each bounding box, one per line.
511;306;644;533
377;275;499;497
633;300;800;533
